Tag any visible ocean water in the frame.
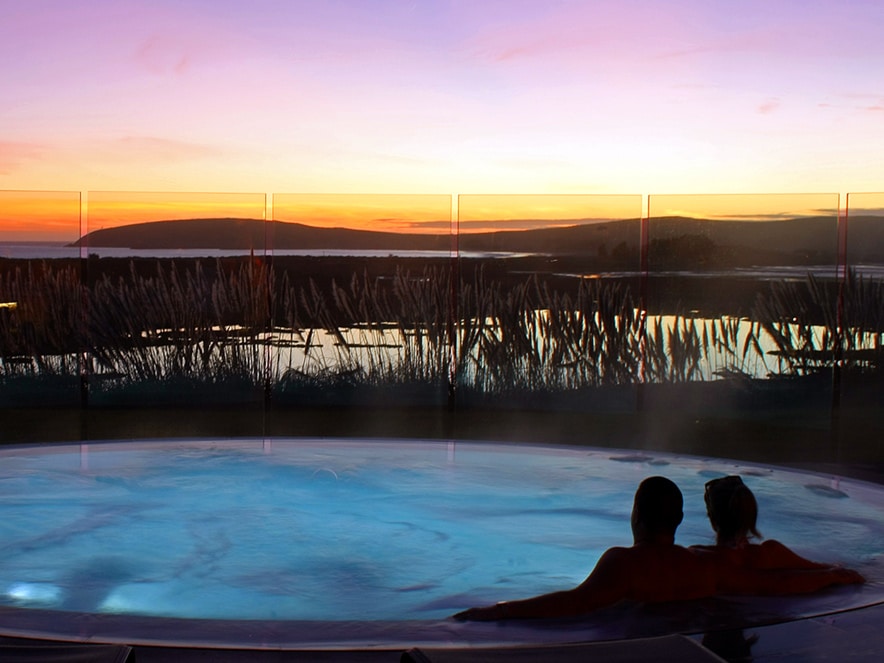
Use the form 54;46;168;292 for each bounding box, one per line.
3;243;882;281
0;243;490;260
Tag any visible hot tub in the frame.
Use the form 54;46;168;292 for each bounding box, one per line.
0;438;881;648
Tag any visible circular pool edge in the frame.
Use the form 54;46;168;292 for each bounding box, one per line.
1;437;883;650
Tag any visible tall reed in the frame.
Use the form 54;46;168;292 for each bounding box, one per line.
0;262;82;377
2;259;882;401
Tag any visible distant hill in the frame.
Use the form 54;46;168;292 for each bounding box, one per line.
649;215;884;264
72;218;446;251
71;217;642;254
648;215;839;266
843;215;884;262
70;215;884;264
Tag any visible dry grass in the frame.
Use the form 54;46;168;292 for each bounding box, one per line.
1;260;882;401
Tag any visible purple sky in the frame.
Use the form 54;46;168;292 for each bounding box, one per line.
1;0;883;198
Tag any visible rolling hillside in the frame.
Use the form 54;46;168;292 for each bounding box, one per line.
70;215;884;263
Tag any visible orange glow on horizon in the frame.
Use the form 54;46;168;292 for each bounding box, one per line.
457;194;642;233
85;191;267;232
847;193;884;214
271;194;452;234
0;191;81;242
4;191;882;245
648;193;840;222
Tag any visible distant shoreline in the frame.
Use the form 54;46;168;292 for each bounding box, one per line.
0;244;472;260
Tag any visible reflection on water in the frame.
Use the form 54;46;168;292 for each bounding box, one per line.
0;313;836;388
0;244;508;260
1;249;881;406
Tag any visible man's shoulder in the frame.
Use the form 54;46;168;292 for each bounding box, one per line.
597;546;633;563
618;543;704;565
593;545;643;575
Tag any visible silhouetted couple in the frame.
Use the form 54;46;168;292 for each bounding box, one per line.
454;476;863;621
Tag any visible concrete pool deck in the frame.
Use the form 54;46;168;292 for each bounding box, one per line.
4;605;884;662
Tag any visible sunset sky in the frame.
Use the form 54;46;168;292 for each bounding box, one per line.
1;0;883;236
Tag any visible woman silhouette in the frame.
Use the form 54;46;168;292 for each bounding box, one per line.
695;475;832;570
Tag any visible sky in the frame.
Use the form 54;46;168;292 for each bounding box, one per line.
1;0;883;236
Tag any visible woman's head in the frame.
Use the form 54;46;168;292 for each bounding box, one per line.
704;475;761;545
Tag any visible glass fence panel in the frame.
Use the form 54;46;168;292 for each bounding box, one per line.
645;194;840;430
268;194;453;430
0;191;82;438
5;189;876;446
456;194;643;414
82;192;268;437
845;193;884;278
839;193;884;457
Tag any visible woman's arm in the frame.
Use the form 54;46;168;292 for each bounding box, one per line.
720;565;864;596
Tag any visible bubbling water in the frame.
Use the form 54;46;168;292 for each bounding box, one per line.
0;439;882;646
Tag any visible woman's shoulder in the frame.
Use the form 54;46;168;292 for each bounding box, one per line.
756;539;798;558
753;539;826;569
690;540;823;570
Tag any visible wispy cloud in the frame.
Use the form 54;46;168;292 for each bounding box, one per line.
0;141;45;175
814;94;884;114
108;136;223;162
846;206;884;216
705;210;839;221
0;135;221;180
463;3;652;69
133;35;193;76
757;98;781;114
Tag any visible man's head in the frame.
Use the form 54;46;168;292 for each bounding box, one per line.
631;476;684;542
